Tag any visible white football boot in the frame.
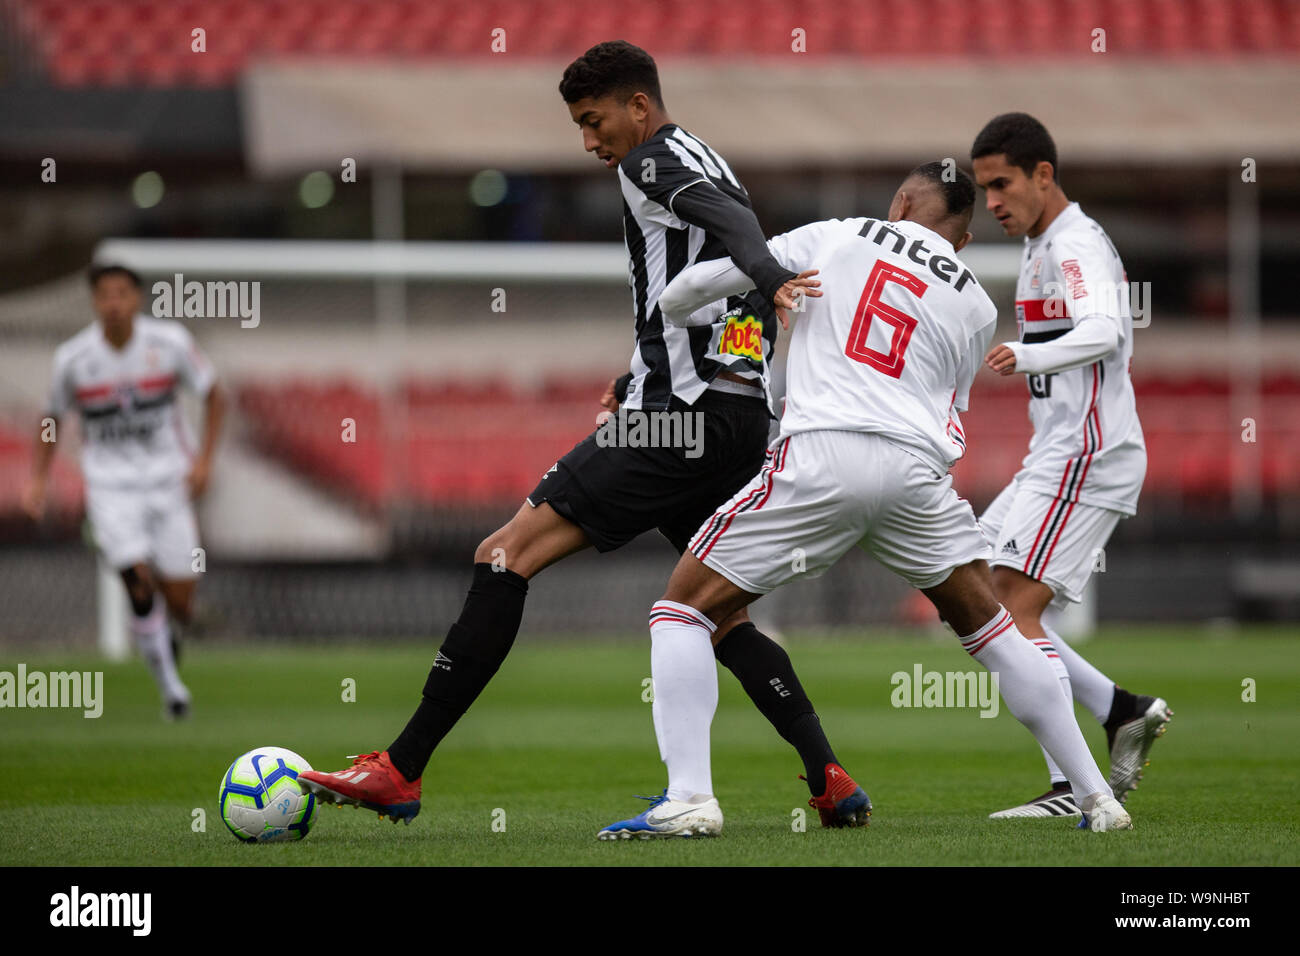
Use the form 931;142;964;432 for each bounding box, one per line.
597;791;723;839
1080;792;1133;832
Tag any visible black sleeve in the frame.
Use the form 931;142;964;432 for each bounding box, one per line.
612;372;633;403
668;184;796;305
620;139;795;305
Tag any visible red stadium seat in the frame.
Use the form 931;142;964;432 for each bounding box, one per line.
16;0;1298;87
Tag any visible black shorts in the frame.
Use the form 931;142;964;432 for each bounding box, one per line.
527;390;771;553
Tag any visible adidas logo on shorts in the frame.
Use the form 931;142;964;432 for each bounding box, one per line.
1001;539;1019;555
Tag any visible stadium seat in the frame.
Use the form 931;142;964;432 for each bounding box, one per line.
17;0;1299;87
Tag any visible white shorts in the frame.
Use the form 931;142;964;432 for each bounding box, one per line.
85;480;201;580
979;479;1122;605
688;430;991;594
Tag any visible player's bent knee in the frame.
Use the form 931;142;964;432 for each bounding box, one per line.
661;554;757;628
710;608;752;646
473;531;509;567
924;562;1001;635
471;503;588;579
120;565;156;616
991;567;1050;621
990;569;1018;604
472;507;533;566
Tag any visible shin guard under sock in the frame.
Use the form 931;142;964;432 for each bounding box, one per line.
714;621;839;795
388;563;528;781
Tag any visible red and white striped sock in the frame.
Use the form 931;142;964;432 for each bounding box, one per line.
959;608;1110;805
648;600;719;802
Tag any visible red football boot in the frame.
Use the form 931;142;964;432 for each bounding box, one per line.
297;751;421;824
803;762;872;828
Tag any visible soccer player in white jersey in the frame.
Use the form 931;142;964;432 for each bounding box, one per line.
597;163;1132;838
22;264;224;718
970;114;1171;820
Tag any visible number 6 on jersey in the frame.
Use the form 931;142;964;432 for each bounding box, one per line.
845;261;925;379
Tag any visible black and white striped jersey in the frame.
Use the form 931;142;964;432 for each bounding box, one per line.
616;124;793;412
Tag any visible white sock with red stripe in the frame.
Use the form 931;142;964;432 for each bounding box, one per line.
1043;622;1115;724
131;595;188;704
959;608;1111;805
648;600;719;802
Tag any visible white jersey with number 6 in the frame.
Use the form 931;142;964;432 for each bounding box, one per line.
662;216;999;595
661;217;998;474
768;217;997;473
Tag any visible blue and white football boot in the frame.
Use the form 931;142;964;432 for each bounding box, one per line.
1077;793;1134;832
596;790;723;840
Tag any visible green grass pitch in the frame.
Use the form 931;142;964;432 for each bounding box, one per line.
2;627;1297;866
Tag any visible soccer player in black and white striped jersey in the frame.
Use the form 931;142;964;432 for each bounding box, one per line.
299;41;870;834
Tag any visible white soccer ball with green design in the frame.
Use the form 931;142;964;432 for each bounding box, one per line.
219;746;317;842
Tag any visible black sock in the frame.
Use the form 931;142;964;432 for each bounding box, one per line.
1103;685;1140;750
713;621;839;796
1105;686;1140;726
387;563;528;782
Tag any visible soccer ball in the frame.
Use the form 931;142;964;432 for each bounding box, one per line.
218;746;317;843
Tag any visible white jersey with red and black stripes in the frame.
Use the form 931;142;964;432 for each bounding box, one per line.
47;316;216;489
1013;202;1146;514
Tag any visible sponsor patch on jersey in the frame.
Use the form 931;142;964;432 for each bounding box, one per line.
1061;259;1088;299
1030;258;1043;291
718;311;764;364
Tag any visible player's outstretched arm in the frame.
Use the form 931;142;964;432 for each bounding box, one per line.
20;415;58;521
669;184;797;305
986;314;1119;376
188;381;225;498
659;217;844;327
991;236;1126;376
659;255;756;325
660;257;819;329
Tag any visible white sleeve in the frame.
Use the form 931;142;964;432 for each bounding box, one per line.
659;217;859;327
1009;230;1125;375
764;218;858;275
1053;234;1126;329
173;325;217;396
1006;314;1119;375
46;351;73;418
658;257;756;327
956;309;998;412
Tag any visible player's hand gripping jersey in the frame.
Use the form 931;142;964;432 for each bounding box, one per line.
661;216;998;474
1005;202;1146;513
47;315;216;489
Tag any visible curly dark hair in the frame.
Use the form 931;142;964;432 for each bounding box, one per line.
559;40;664;108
